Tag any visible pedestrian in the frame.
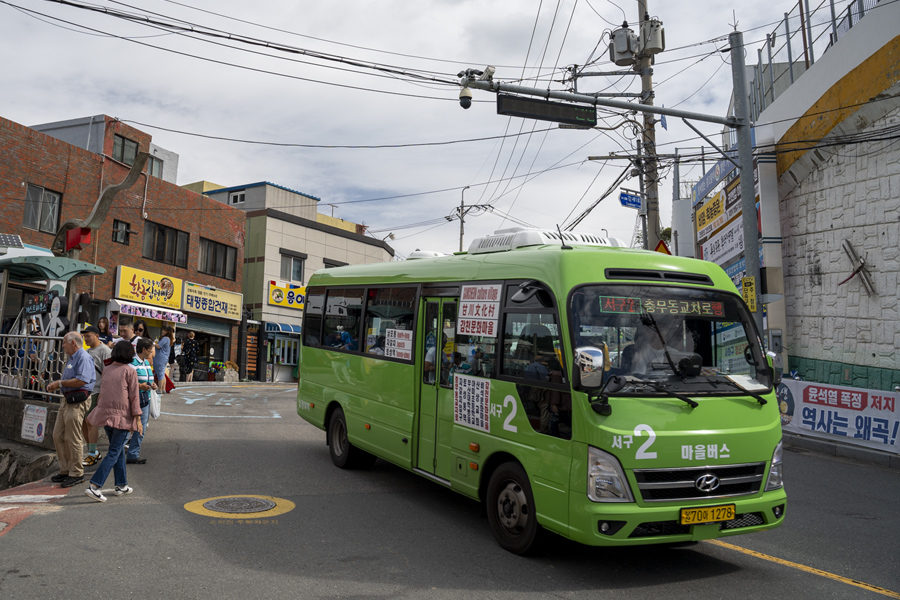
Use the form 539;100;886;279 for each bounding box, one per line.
182;330;199;382
132;320;148;346
47;331;96;488
96;317;113;346
126;337;156;465
153;325;174;392
81;325;111;467
112;319;140;349
83;340;143;502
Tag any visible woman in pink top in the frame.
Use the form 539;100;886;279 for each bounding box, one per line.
84;340;143;502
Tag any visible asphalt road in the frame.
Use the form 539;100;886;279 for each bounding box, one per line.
1;384;898;599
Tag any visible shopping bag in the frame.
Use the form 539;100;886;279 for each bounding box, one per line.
149;389;161;419
164;373;176;393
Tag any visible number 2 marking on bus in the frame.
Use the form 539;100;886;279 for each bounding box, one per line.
634;424;657;459
502;395;518;433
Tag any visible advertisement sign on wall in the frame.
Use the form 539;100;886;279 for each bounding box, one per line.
268;281;305;310
116;266;182;310
183;282;242;321
779;379;899;455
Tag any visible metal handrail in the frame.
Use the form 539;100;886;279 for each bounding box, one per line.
0;334;66;401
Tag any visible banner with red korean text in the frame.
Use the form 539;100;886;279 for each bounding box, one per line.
778;380;899;454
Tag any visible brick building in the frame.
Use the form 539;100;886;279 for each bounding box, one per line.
0;115;246;372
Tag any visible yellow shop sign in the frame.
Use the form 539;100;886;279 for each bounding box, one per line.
268;280;305;310
183;282;243;321
116;266;182;310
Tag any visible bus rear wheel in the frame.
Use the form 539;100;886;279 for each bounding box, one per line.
327;407;376;470
486;462;541;554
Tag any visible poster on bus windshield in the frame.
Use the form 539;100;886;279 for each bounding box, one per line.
778;380;899;455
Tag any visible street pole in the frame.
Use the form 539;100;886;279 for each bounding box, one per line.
638;0;661;251
730;30;764;334
636;140;649;249
459;185;470;252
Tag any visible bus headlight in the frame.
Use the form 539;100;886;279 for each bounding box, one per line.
588;446;634;502
765;439;784;491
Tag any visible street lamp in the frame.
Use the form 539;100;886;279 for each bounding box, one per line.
459;186;470;252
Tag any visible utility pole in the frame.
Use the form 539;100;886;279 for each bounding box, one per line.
730;30;763;333
459;185;470;252
638;0;661;251
636;140;649;249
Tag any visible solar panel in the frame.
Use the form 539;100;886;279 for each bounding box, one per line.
0;234;24;248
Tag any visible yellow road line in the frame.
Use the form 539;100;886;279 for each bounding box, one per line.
706;539;900;599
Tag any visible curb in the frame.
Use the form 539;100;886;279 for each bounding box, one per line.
783;432;900;470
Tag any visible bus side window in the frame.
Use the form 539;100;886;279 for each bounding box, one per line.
363;287;416;359
322;289;364;351
303;288;325;347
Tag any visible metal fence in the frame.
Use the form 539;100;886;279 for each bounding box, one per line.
749;0;881;121
0;334;66;401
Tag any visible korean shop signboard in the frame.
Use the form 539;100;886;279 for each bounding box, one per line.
268;280;305;310
115;266;182;310
183;282;243;321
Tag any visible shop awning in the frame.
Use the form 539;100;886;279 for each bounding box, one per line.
265;322;302;335
110;299;187;324
0;245;106;282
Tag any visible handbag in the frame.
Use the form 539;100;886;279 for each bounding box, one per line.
149;389;161;419
63;389;90;405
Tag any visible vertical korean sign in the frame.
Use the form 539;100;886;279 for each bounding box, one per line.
457;284;501;337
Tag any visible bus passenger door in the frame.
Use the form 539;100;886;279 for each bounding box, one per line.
417;298;456;480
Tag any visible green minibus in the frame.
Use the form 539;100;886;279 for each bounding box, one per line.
297;227;786;554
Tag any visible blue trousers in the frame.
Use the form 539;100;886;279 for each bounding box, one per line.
90;427;130;488
126;406;150;459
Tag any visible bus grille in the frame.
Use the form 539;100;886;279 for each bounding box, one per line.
632;463;766;502
628;512;765;538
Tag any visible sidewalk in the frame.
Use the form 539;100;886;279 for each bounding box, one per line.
783;431;900;469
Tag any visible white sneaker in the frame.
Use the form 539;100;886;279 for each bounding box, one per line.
114;485;134;496
84;485;107;502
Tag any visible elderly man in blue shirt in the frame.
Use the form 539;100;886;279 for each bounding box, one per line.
48;331;96;488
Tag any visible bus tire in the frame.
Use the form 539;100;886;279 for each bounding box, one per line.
486;462;541;555
327;407;375;470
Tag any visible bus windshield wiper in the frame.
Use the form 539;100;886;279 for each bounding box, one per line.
641;312;684;379
707;377;768;406
627;377;699;408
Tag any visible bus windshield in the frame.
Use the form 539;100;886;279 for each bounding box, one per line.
570;284;772;396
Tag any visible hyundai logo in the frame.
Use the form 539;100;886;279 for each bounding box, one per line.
695;474;720;492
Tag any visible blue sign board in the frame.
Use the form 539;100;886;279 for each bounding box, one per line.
619;192;642;210
690;128;756;207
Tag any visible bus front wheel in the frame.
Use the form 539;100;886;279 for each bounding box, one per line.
486;462;541;554
327;407;376;470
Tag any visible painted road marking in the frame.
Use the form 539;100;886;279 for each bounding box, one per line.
160;411;281;418
184;495;295;519
0;480;71;538
707;540;900;599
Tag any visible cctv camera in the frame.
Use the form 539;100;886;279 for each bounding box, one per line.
459;87;473;109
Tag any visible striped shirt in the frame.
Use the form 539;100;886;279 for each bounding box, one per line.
130;356;154;405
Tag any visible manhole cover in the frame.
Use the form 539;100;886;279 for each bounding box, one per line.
203;497;277;514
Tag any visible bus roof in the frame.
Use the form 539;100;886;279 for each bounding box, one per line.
308;244;737;294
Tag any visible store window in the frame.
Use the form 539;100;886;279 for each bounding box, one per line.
143;221;189;268
23;184;60;234
272;336;299;366
112;134;139;165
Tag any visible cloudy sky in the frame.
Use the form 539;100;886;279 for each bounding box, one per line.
1;0;782;258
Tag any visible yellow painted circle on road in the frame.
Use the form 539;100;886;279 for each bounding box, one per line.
184;495;295;519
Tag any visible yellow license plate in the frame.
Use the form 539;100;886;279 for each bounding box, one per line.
680;504;736;525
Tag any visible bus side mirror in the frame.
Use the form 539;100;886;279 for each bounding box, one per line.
767;351;782;386
573;346;606;390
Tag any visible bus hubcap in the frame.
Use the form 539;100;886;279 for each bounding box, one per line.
497;482;528;532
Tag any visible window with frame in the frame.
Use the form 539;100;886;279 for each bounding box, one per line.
23;184;61;234
272;336;299;366
149;156;164;179
280;254;304;282
199;238;237;280
142;221;189;268
321;288;364;351
112;134;139;166
112;219;131;245
229;191;245;205
303;288;325;347
363;287;416;358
